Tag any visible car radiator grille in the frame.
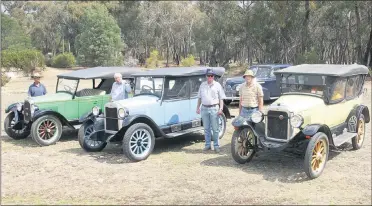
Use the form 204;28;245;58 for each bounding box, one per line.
23;100;31;121
105;107;118;131
267;111;288;140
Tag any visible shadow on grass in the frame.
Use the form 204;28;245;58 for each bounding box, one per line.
200;142;348;184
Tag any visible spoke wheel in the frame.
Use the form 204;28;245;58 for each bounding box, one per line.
78;122;107;152
123;123;155;162
31;115;62;146
304;132;329;179
231;127;256;164
211;113;227;139
352;114;365;150
4;112;30;140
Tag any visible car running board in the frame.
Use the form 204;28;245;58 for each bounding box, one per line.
333;132;357;147
165;127;204;138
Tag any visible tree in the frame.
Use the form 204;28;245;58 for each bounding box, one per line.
1;13;31;51
75;4;124;67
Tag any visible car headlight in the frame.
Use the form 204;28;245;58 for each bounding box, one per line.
92;106;100;116
117;108;127;119
290;114;304;128
16;103;22;111
251;111;264;123
235;84;242;91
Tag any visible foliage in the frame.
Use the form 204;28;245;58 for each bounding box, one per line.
52;53;76;68
1;49;45;75
145;50;160;68
295;49;324;64
1;72;11;87
180;54;196;66
75;4;124;67
1;13;31;51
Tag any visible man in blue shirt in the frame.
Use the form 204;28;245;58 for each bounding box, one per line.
110;73;132;101
28;72;47;97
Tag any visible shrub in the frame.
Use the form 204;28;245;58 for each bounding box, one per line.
1;49;45;75
180;54;196;67
1;72;10;87
52;53;76;68
145;50;160;68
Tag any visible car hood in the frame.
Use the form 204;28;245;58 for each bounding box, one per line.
109;95;159;114
226;76;244;85
270;94;324;113
28;92;72;104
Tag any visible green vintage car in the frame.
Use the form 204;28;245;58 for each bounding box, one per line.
4;66;144;146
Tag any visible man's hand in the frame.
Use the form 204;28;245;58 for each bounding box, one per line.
196;108;200;114
218;108;223;115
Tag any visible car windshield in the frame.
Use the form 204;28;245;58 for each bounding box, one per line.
250;66;273;78
134;77;164;97
280;74;326;96
57;78;78;94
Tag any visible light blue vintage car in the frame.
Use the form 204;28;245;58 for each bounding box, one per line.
78;67;232;161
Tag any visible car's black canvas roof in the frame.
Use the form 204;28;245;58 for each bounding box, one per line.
132;66;225;77
57;66;146;79
274;64;369;77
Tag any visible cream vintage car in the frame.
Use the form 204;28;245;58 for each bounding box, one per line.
230;64;370;179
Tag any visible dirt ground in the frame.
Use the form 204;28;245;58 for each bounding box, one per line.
1;67;371;205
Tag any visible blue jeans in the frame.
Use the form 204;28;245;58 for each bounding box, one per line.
201;105;219;148
240;107;258;121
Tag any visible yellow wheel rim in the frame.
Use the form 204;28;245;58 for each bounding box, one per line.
311;139;327;172
357;119;365;145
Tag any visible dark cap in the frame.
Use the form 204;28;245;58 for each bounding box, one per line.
206;68;215;76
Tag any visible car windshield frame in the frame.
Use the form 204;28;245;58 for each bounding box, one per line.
133;76;164;98
249;66;274;79
55;77;80;96
278;74;327;98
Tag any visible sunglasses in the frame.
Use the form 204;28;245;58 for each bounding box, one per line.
207;75;214;77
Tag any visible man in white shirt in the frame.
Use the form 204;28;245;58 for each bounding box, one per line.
110;73;132;101
196;68;226;153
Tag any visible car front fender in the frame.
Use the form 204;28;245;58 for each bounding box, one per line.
301;124;334;145
32;109;73;128
5;102;22;113
121;114;165;138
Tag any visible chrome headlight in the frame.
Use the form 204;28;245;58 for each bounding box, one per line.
16;103;22;111
235;84;242;91
290;114;304;128
117;108;127;119
92;106;100;116
251;111;264;123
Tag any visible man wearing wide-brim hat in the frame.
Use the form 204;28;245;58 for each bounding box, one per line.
238;69;264;119
28;72;47;97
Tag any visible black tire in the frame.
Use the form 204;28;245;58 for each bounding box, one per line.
78;122;107;152
352;114;365;150
304;132;329;179
224;100;232;105
4;112;30;140
31;115;63;146
122;123;155;162
231;127;256;164
218;113;227;139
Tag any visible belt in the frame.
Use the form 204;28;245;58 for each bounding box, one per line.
243;106;258;109
202;104;218;108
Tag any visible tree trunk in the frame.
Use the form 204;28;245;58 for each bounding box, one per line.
302;0;310;54
363;27;372;66
355;2;363;64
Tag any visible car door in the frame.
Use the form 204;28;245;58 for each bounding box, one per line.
325;78;350;128
76;79;104;118
162;77;191;126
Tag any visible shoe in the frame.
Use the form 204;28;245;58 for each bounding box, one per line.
214;147;221;153
203;147;211;151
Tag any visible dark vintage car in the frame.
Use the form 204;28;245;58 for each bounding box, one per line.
223;64;291;105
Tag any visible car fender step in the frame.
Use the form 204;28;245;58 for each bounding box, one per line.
333;132;357;147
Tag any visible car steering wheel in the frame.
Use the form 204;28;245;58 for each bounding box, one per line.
141;85;153;93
